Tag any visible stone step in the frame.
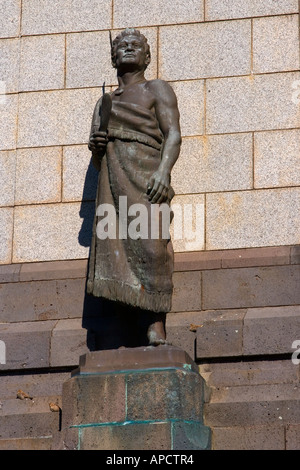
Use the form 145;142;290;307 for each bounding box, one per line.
0;319;88;371
199;359;299;388
204;379;300;428
195;305;300;359
0;371;70;399
211;424;287;450
208;383;300;404
0;436;52;450
0;396;61;439
205;398;300;428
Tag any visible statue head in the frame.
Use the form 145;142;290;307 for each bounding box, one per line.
110;28;151;70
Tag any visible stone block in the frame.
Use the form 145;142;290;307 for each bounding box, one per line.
0;321;56;370
21;0;112;35
291;246;300;265
0;397;60;439
0;437;52;450
221;246;291;268
212;425;285;450
79;420;210;451
171;271;201;312
172;134;252;195
13;202;94;262
170;194;205;252
206;72;300;134
172;421;211;451
0;371;70;399
15;147;62;205
0;0;21;38
0;38;19;93
17;88;101;148
53;278;86;320
243;305;300;356
200;359;298;388
79;422;172;450
61;373;126;428
19;259;87;281
0;280;59;322
0;263;20;283
126;369;204;422
169;80;204;137
62;146;98;202
0;150;16;206
19;35;65;92
166;311;202;359
66;31;116;89
0;208;13;264
0;277;86;322
205;0;299;20
206;188;300;250
202;266;300;311
254;129;300;188
113;0;204;28
211;383;300;405
159;20;251;81
50;319;88;367
205;398;300;427
174;251;222;272
196;310;245;359
253;15;299;74
0;94;17;150
286;424;300;450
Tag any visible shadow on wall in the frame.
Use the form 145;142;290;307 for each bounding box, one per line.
78;158;98;248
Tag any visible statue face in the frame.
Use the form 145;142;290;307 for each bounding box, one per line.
114;35;150;71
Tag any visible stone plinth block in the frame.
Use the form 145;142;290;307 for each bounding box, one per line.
113;0;204;28
0;0;21;38
205;0;299;20
159;20;250;81
59;346;211;450
253;15;299;74
21;0;111;35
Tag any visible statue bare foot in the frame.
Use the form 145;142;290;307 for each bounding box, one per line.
147;314;167;346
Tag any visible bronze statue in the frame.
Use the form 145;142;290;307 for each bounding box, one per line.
87;28;181;346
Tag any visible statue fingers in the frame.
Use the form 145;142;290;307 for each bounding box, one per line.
148;180;160;201
150;184;166;204
155;187;168;204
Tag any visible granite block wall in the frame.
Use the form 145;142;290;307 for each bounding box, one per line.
0;0;299;263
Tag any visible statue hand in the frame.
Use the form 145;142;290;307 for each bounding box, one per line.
147;170;170;204
88;131;108;154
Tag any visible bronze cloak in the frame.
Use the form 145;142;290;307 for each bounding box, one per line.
87;99;174;313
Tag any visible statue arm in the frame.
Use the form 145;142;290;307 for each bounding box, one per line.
88;96;108;171
147;80;181;204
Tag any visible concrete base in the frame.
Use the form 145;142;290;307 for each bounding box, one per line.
58;345;211;450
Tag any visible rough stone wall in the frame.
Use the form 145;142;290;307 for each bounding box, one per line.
0;0;300;451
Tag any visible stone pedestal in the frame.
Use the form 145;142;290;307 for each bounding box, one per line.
59;345;211;450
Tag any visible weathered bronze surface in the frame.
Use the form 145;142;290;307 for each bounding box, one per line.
87;28;181;346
